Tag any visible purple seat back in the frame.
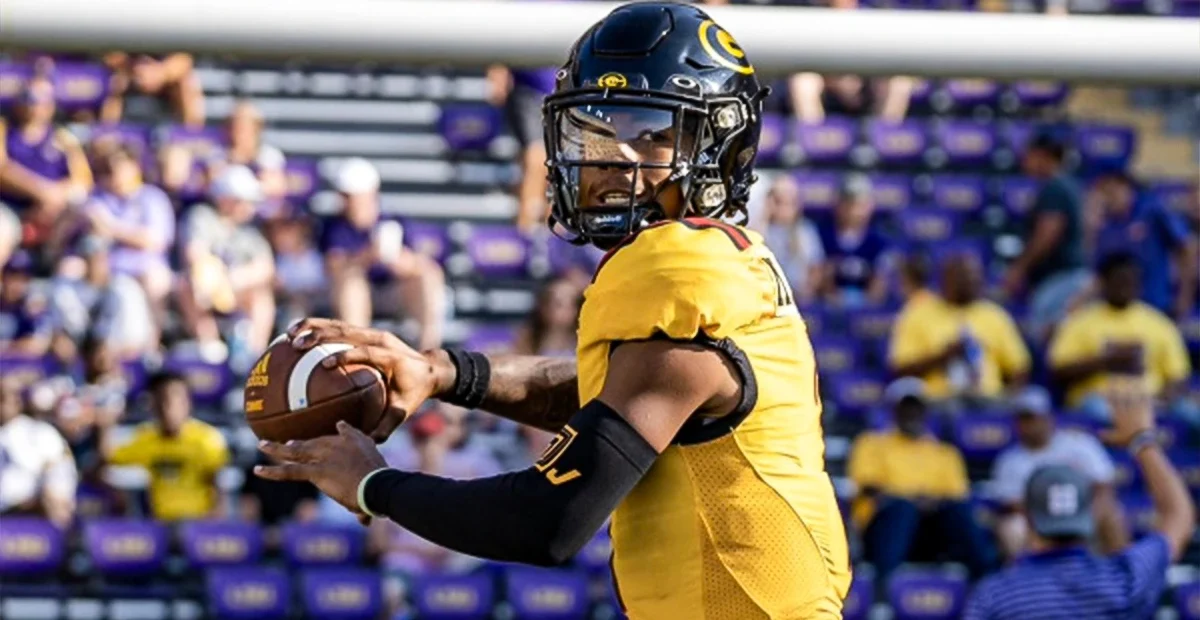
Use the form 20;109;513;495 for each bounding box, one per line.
1108;449;1143;494
412;573;494;619
83;519;168;579
156;125;224;159
1122;492;1157;536
953;415;1015;463
506;568;590;619
281;523;363;566
1000;177;1040;217
180;520;264;567
466;225;531;279
930;175;986;213
795;117;856;164
1150;181;1194;215
1176;580;1200;620
868;119;927;167
811;337;859;373
869;174;913;212
0;62;32;105
792;171;842;211
75;483;117;519
463;323;518;355
87;124;152;164
756;113;786;165
847;309;896;342
799;305;827;337
901;209;961;244
284;159;319;203
207;566;290;620
937;121;996;168
1013;81;1068;108
1075;124;1136;172
576;530;612;573
843;574;874;620
944;79;1001;108
0;353;54;387
888;570;968;620
438;104;501;152
828;372;887;415
909;79;935;108
1154;417;1192;452
163;354;233;408
52;62;108;111
1171;449;1200;497
401;220;450;264
0;518;65;578
1003;122;1035;153
300;567;381;620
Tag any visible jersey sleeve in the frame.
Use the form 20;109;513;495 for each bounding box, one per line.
581;220;775;343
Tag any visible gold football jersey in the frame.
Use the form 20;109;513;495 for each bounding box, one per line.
576;218;851;620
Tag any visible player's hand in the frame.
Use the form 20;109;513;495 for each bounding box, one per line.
255;420;387;524
288;318;449;442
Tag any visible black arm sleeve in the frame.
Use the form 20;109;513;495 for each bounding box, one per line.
362;399;658;567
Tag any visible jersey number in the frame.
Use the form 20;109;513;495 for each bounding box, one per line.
760;256;797;316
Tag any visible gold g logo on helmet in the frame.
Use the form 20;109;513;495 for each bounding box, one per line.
697;19;754;75
597;72;628;88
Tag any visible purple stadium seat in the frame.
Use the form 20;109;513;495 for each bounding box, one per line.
1002;121;1035;153
155;125;224;158
438;104;501;152
900;209;961;244
281;523;364;566
51;62;108;112
463;323;518;355
1055;414;1102;436
119;359;147;400
827;371;887;416
936;121;996;168
87;123;152;160
887;569;968;620
868;174;913;212
1074;124;1136;172
847;308;896;343
1000;176;1040;217
1169;449;1200;498
163;354;233;408
757;113;786;166
953;415;1015;463
0;518;65;579
1171;0;1200;16
1176;580;1200;620
794;116;857;165
930;175;986;213
799;305;827;337
300;567;382;620
506;568;590;620
811;337;859;373
943;79;1001;109
1150;181;1194;215
843;573;874;620
0;353;54;387
284;158;319;203
401;220;450;264
1121;493;1156;537
792;171;842;211
909;79;935;109
0;61;32;104
465;225;531;279
929;239;990;269
412;573;494;620
1012;81;1068;108
180;521;263;568
1107;449;1142;495
1178;312;1200;356
1154;417;1193;452
546;236;604;277
868;119;928;167
206;566;290;620
76;483;118;519
576;530;612;574
83;519;168;580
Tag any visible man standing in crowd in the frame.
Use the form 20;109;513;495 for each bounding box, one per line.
964;382;1196;619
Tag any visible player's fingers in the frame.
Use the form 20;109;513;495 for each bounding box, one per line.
253;463;315;482
321;346;392;371
259;439;318;463
368;410;406;444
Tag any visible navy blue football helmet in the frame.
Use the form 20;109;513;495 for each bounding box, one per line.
543;2;768;248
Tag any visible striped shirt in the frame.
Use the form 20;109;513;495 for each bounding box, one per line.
963;534;1170;620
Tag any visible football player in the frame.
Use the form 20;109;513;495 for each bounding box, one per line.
257;3;852;617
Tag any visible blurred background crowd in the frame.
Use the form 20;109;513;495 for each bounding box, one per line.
0;0;1197;618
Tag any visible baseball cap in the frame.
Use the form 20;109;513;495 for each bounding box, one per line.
333;157;380;194
211;165;263;202
1012;385;1052;417
883;377;927;407
1025;465;1095;539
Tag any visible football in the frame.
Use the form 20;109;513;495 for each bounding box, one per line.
242;333;388;442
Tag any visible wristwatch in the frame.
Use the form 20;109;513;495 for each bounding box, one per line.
1126;429;1159;457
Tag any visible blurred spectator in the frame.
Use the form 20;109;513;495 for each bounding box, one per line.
0;250;53;355
239;451;320;532
319;158;446;350
513;277;581;357
0;376;78;528
105;370;229;521
890;252;1029;403
989;386;1125;560
0;199;18;268
759;174;825;304
264;217;328;329
848;378;997;582
818;174;890;307
77;143;175;317
1049;251;1196;428
1004;133;1088;340
156;143;198;209
178;165;276;354
224;100;288;213
1089;169;1196;319
488;63;554;235
790;73;914;124
51;235;157;359
0;75;92;235
101;53;205;127
964;383;1195;620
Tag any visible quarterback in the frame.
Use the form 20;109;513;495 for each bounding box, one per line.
257;3;852;617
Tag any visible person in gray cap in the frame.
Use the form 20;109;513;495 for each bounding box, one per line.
964;382;1195;620
990;385;1126;559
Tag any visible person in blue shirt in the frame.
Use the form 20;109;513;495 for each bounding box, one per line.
817;174;890;308
1091;169;1197;320
963;382;1196;620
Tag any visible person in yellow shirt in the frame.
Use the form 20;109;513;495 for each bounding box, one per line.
890;252;1031;402
107;371;229;521
1049;251;1197;429
848;378;998;582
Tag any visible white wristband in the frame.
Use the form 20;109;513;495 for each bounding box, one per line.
357;468;391;519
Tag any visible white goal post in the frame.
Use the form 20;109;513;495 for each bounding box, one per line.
0;0;1197;84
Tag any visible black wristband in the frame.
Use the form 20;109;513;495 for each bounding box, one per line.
443;349;491;409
